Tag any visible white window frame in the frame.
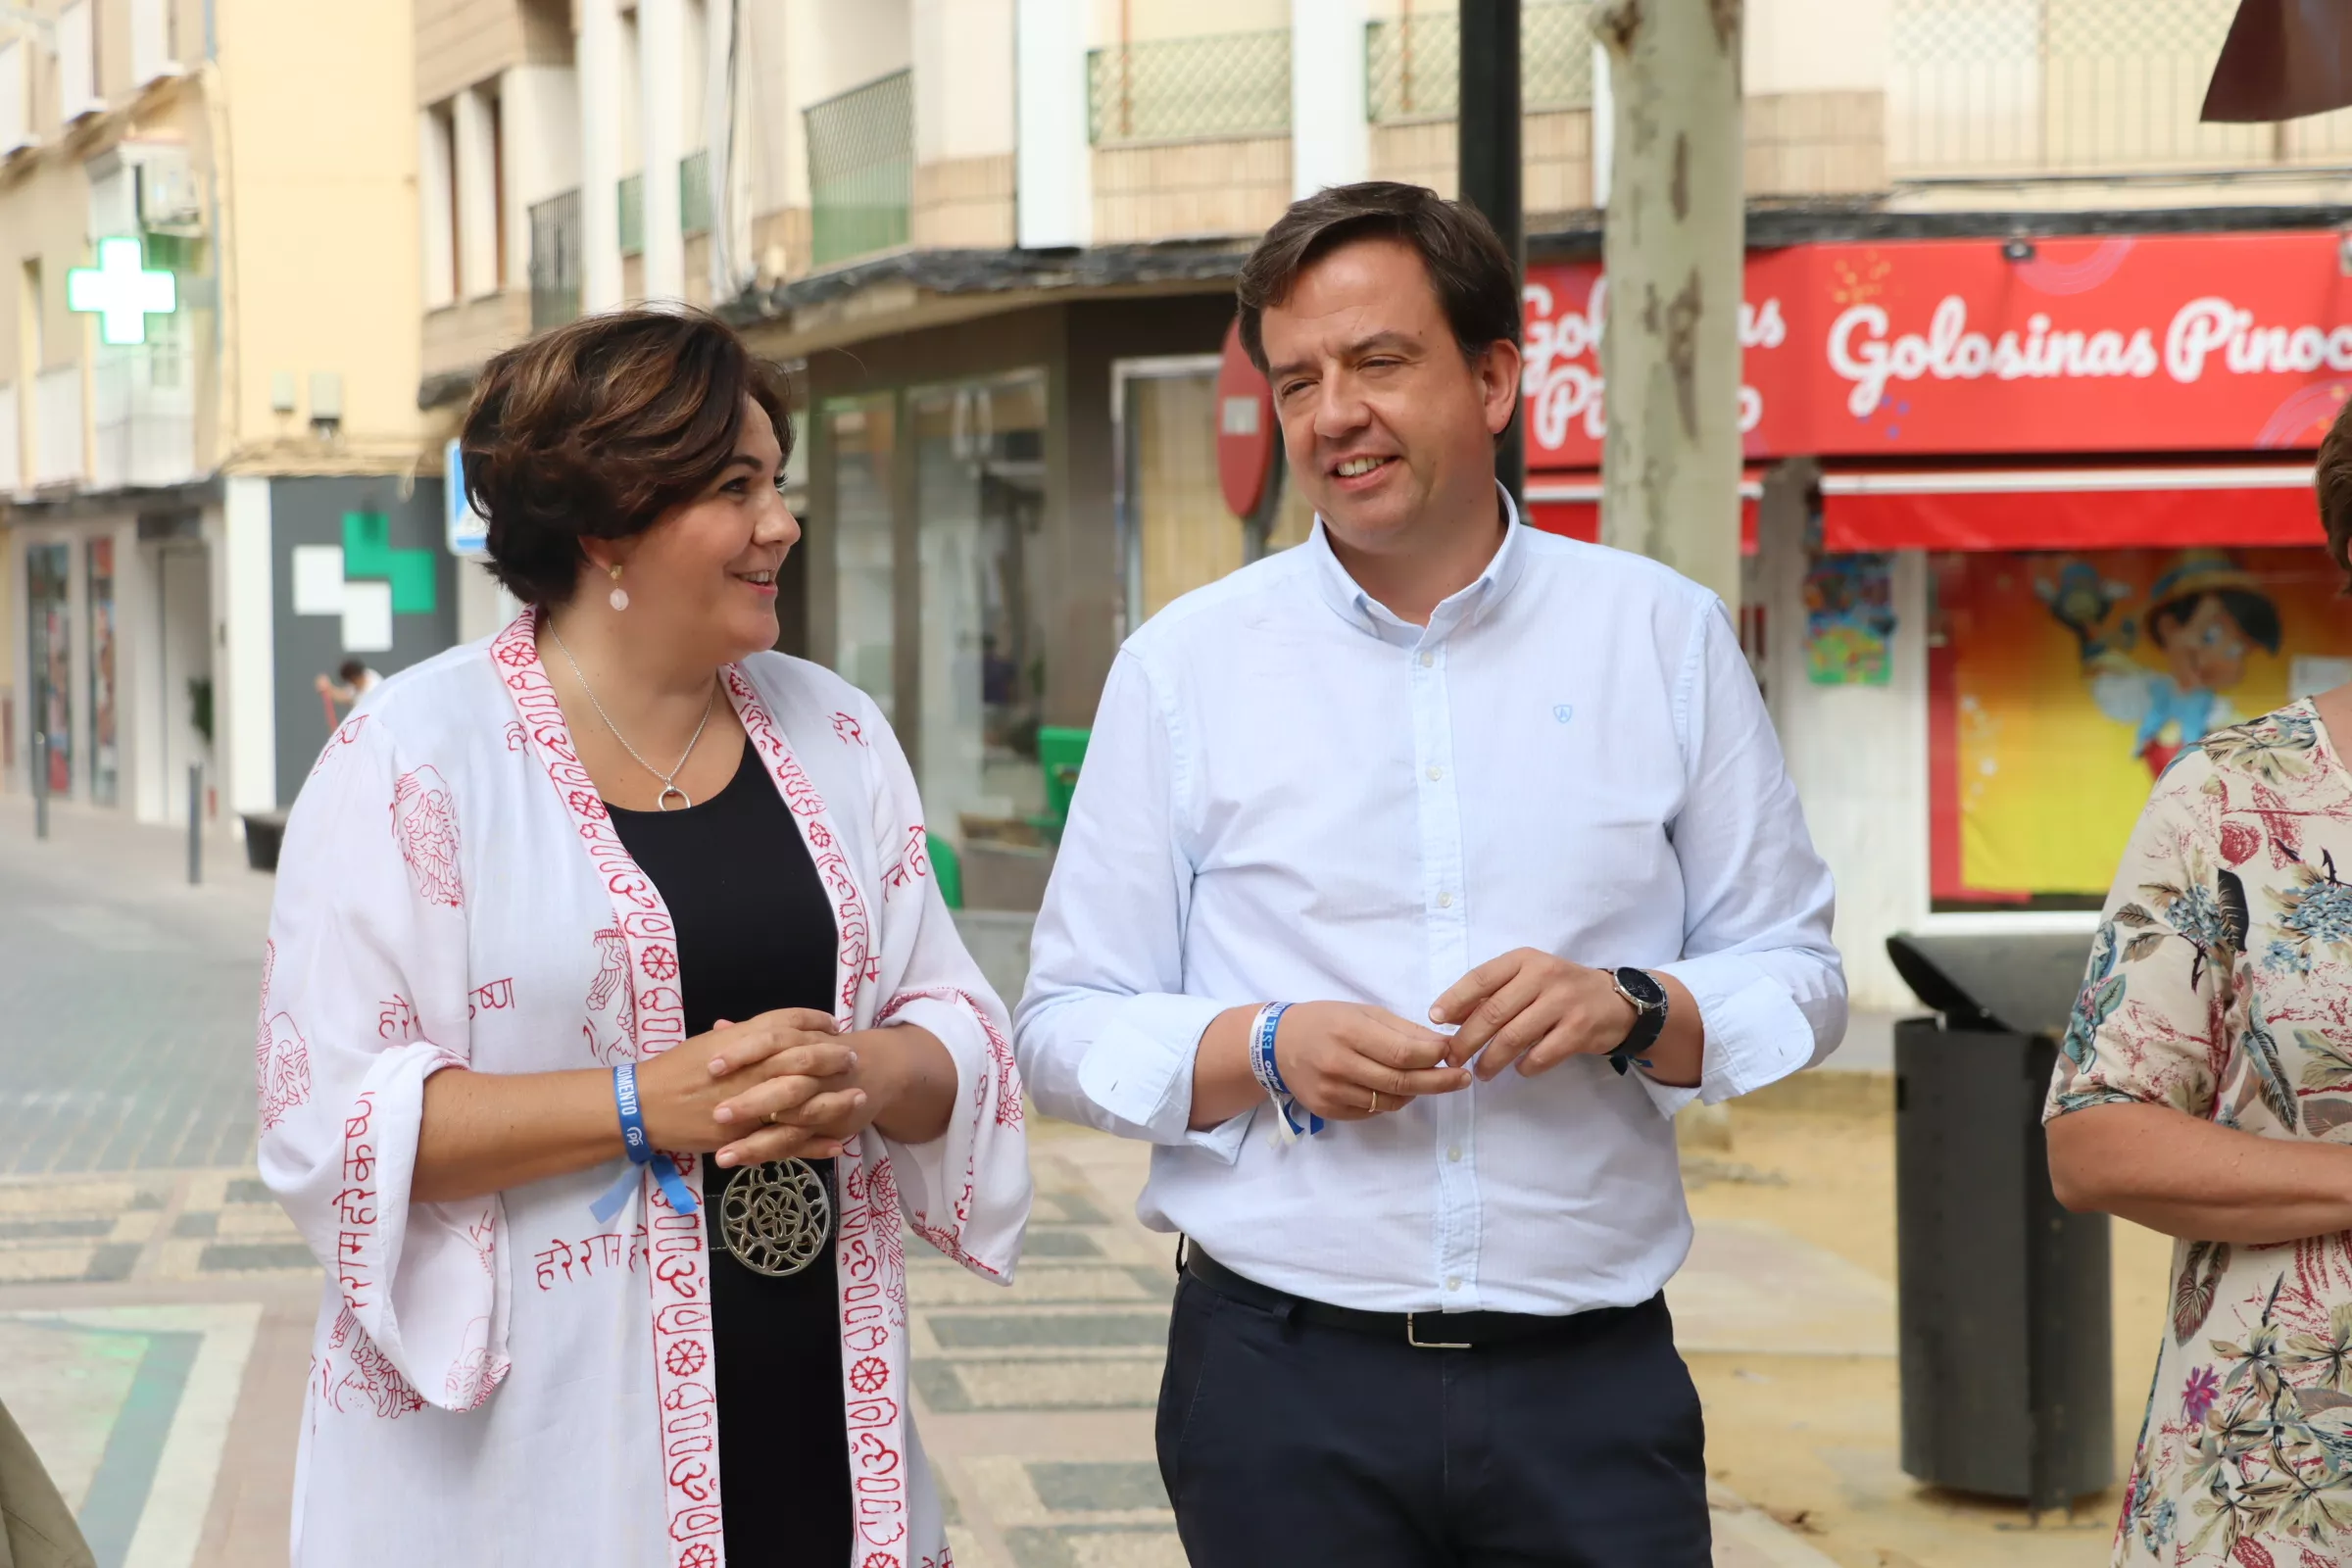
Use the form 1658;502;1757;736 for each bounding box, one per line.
0;39;31;155
56;1;101;122
130;0;179;87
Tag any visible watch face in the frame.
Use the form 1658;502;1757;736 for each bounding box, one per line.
1614;967;1667;1009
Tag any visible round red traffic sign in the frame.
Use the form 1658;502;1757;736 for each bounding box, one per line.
1215;317;1277;520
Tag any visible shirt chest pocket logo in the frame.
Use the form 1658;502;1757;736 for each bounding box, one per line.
1553;704;1575;724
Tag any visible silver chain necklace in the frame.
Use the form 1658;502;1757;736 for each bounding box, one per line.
546;622;717;811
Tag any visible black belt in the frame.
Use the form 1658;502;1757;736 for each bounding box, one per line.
1180;1242;1646;1351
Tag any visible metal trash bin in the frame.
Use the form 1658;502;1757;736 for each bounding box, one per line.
1886;931;2113;1516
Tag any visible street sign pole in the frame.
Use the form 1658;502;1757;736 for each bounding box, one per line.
187;763;203;885
31;732;46;841
1458;0;1525;511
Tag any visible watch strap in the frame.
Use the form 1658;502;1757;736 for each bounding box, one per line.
1606;971;1668;1076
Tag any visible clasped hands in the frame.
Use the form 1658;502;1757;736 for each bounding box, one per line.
1273;950;1645;1123
633;1007;873;1169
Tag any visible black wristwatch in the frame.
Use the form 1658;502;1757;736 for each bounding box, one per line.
1606;967;1669;1076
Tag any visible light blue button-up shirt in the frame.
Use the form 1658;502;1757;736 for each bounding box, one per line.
1013;503;1845;1315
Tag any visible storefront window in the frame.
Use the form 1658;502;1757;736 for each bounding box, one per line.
87;537;118;807
25;543;70;797
911;372;1048;841
1930;546;2352;908
827;397;897;719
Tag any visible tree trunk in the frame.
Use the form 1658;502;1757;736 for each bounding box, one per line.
1595;0;1744;610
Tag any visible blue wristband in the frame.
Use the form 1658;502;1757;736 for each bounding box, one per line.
590;1061;701;1224
1249;1003;1324;1139
1250;1003;1294;1095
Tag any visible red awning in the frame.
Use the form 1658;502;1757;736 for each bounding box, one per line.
1525;471;1761;554
1819;464;2323;553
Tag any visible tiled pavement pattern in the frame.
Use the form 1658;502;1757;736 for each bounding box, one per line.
0;1170;311;1287
0;801;1838;1565
0;802;269;1176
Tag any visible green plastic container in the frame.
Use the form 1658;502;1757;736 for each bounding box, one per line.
1037;726;1092;830
927;830;964;909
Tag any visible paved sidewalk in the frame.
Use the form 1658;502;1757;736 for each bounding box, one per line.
0;796;2124;1565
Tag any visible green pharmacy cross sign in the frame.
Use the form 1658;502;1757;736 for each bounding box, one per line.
67;238;176;347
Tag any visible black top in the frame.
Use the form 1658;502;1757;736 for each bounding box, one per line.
609;740;851;1568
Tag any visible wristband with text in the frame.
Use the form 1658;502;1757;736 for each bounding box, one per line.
589;1060;701;1223
1249;1002;1325;1141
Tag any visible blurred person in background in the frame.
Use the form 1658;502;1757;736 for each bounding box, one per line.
2047;402;2352;1566
256;310;1029;1568
314;659;383;725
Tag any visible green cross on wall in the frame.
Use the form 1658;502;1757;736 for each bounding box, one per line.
66;237;176;347
343;513;438;614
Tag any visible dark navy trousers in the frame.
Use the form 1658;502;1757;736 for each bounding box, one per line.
1153;1275;1712;1567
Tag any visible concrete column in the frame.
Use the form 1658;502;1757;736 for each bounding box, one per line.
454;85;502;299
1015;0;1090;249
639;0;687;301
219;478;275;816
418;108;456;310
578;0;624;313
1290;0;1367;199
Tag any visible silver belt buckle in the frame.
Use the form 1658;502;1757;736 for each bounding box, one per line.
1405;1311;1472;1350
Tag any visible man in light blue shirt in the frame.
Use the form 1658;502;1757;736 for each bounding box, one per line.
1014;182;1845;1567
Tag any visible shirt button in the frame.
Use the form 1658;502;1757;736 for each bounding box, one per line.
1437;891;1454;908
1446;1147;1463;1162
1446;1276;1462;1292
1418;650;1435;668
1427;765;1444;781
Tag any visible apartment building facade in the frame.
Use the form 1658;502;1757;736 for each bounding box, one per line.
0;0;452;826
415;0;2352;1005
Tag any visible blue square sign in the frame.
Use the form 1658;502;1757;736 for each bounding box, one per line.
445;438;488;558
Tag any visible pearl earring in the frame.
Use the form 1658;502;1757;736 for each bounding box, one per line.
607;564;629;612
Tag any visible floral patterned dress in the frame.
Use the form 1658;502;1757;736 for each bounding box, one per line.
2048;701;2352;1567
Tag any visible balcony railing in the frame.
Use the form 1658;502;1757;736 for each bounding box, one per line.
617;172;645;258
680;148;711;237
807;70;912;268
1889;0;2352;177
1366;3;1596;123
1088;28;1292;147
33;364;82;488
91;341;195;491
529;187;582;329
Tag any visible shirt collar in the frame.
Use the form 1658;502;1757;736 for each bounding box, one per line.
1306;482;1532;641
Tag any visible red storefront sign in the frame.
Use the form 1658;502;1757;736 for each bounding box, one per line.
1524;231;2352;468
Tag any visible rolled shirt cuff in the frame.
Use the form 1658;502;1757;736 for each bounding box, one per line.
1650;954;1822;1110
1072;994;1252;1161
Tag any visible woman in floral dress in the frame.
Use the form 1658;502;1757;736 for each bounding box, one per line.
2048;416;2352;1568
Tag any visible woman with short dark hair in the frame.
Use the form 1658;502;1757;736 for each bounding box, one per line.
257;309;1030;1568
2046;402;2352;1565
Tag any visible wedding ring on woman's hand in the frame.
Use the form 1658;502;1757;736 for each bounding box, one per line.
1369;1090;1382;1114
765;1109;781;1126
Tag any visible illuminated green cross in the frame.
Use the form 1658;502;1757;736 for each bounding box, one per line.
67;238;176;347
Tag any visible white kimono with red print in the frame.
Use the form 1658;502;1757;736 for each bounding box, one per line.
258;613;1030;1568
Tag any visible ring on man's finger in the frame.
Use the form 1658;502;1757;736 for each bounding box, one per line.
765;1109;781;1126
1368;1089;1381;1114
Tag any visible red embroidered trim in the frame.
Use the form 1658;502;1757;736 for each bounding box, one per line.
490;612;721;1567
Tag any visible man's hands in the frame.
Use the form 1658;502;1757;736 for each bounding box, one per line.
1430;950;1701;1089
1185;956;1703;1133
1271;1002;1472;1122
636;1008;870;1166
